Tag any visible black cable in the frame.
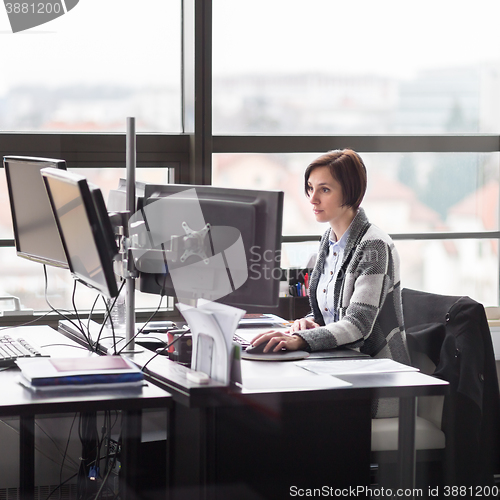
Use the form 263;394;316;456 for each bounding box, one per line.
155;234;172;295
68;278;126;355
71;280;86;341
100;412;111;480
32;417;80;474
40;343;89;352
116;267;170;355
101;334;163;345
42;264;74;316
94;411;121;499
95;410;110;480
77;413;99;500
0;309;52;332
86;293;101;347
103;293;117;355
97;335;125;343
96;412;108;458
94;280;126;355
116;291;165;355
53;413;79;500
44;471;79;500
43;265;93;349
92;450;117;500
141;327;190;373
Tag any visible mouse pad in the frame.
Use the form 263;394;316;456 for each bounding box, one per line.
241;350;310;361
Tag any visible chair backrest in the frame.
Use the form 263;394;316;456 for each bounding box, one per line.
401;288;500;486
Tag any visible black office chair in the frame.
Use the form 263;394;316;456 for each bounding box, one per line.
371;288;500;489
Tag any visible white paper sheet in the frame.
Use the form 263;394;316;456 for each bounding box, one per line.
176;300;246;384
243;374;352;391
296;358;419;376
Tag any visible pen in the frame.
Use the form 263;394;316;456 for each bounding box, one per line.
304;272;309;290
296;282;302;296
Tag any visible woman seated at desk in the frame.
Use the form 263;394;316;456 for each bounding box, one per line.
251;149;410;418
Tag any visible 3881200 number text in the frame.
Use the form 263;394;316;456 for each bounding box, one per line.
444;485;499;496
5;3;62;14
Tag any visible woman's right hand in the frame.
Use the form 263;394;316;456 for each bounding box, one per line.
289;317;320;333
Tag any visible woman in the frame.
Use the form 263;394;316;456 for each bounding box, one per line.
251;149;410;417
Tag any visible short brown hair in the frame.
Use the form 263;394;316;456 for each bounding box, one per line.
304;149;367;210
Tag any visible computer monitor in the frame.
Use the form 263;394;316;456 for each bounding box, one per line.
41;168;119;299
3;156;68;268
126;183;284;310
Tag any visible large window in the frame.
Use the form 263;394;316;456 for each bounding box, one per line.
0;0;181;132
212;0;500;134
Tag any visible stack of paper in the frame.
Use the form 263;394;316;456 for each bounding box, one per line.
16;355;144;391
177;299;246;385
238;313;289;328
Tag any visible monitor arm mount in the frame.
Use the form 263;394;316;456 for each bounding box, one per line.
179;221;211;264
108;118;212;354
125;219;212;268
109;211;139;280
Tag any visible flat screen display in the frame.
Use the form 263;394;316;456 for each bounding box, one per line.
41;168;119;298
131;183;284;310
3;156;68;268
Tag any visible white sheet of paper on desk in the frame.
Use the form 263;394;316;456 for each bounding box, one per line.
176;304;228;383
197;298;246;350
177;300;246;384
243;374;352;391
296;358;419;376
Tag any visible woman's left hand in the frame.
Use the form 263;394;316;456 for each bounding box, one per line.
249;330;307;353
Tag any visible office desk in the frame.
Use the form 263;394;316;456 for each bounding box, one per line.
57;320;449;498
133;349;449;500
0;326;172;500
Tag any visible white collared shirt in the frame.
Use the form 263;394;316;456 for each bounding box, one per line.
316;227;351;324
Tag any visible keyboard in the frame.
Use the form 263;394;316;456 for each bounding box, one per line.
0;334;49;368
233;334;251;350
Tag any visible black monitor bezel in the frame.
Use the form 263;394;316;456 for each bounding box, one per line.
136;183;284;310
41;167;119;299
3;155;69;269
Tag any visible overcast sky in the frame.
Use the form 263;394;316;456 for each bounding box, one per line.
212;0;500;78
1;0;500;94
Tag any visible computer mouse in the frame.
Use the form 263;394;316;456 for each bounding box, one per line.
245;342;285;355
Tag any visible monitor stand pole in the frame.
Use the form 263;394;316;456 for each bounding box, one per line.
122;117;142;354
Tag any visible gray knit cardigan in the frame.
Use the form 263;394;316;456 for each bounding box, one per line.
296;208;410;417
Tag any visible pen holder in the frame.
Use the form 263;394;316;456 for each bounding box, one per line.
279;296;311;321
